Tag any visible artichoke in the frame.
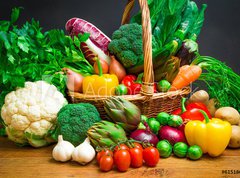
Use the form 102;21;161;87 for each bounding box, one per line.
87;120;127;148
104;97;141;133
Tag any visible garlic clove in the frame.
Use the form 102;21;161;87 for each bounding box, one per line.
52;135;75;162
72;137;96;165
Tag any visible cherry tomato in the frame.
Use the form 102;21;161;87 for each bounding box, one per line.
143;146;159;167
129;147;143;168
114;144;129;153
99;155;114;172
133;142;143;152
96;149;113;164
114;149;131;172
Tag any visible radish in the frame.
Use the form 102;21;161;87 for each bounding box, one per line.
65;18;111;64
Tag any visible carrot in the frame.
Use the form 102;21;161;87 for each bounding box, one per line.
170;65;202;91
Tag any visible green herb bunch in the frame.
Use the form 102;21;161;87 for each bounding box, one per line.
192;55;240;112
0;8;93;135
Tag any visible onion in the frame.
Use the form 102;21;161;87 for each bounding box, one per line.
158;126;186;145
130;123;159;146
109;55;126;82
93;58;109;74
63;68;84;92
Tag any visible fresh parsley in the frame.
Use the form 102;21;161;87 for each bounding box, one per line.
0;8;93;135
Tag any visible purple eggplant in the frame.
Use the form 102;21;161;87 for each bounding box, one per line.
176;39;198;66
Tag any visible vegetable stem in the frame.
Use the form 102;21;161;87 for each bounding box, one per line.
199;110;210;123
181;97;187;113
97;58;103;77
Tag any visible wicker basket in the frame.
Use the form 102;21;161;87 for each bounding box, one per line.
68;0;191;119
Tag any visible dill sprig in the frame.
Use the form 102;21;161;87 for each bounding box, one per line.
192;55;240;112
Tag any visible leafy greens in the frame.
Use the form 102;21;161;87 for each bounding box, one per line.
0;8;93;135
130;0;207;55
192;55;240;112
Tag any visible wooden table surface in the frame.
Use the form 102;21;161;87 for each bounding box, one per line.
0;136;240;178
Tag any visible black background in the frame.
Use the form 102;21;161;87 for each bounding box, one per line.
1;0;239;74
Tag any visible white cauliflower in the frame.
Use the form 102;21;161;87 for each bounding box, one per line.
1;81;67;147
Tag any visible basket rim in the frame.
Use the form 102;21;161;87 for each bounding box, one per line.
68;87;191;101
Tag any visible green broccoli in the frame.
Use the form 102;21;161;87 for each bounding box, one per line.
108;23;159;68
54;103;101;146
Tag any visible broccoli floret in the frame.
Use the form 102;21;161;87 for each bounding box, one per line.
132;40;143;56
118;37;131;51
112;30;123;39
121;51;138;68
55;103;101;146
108;23;159;69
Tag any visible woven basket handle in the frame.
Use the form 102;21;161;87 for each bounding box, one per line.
121;0;154;96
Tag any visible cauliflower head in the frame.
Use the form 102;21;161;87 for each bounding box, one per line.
1;81;67;147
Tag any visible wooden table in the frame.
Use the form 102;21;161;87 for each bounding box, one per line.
0;137;240;178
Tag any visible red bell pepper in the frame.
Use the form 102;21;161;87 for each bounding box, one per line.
172;98;212;122
122;75;157;95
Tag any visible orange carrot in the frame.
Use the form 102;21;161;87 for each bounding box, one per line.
170;65;202;91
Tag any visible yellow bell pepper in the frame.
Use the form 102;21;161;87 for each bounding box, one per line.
184;110;231;157
82;59;119;96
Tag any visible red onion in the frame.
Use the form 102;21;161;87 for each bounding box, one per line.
158;126;186;145
130;123;159;146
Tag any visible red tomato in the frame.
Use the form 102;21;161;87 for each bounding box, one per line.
143;147;159;167
96;149;113;164
113;149;131;172
129;147;143;168
133;142;143;152
114;144;129;153
99;155;114;172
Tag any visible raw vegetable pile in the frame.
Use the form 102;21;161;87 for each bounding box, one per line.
0;8;94;134
0;0;240;173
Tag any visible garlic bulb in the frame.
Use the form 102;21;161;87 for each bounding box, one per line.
52;135;75;162
72;137;96;165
